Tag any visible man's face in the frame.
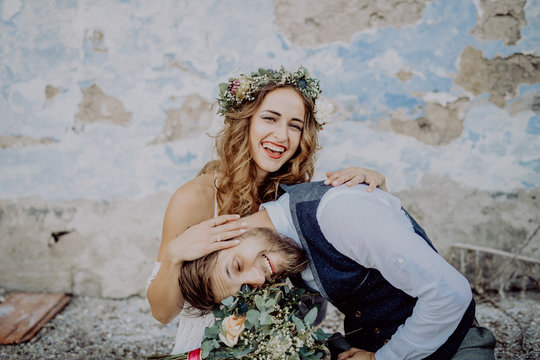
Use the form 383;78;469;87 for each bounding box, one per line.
211;232;298;302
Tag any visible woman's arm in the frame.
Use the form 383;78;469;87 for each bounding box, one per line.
324;167;388;192
146;178;246;324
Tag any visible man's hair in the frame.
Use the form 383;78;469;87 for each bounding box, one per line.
179;227;308;314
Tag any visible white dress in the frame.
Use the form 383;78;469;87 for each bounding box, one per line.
171;307;215;353
146;267;216;353
147;178;218;354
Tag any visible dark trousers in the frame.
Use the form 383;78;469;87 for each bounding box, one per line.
327;325;496;360
451;326;496;360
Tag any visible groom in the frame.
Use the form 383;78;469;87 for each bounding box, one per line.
179;181;496;360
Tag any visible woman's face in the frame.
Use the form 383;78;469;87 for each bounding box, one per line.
249;87;305;182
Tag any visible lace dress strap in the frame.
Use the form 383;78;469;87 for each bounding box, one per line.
214;173;219;217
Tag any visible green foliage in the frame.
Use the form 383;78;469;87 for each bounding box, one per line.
149;280;330;360
205;280;330;359
304;307;318;326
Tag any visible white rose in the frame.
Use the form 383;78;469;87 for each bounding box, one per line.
218;315;246;347
314;97;334;128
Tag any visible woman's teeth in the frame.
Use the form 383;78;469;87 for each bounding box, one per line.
263;143;285;153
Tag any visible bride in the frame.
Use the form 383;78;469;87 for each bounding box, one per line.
146;66;388;353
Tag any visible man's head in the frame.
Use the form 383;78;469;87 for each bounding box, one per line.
179;227;308;312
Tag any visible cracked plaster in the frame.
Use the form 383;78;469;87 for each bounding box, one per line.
150;94;214;144
75;84;131;125
386;97;469;146
273;0;431;46
0;135;55;149
471;0;527;46
455;46;540;108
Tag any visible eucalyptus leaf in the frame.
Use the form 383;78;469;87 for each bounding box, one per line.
246;309;261;326
212;308;225;319
254;295;265;312
231;345;252;357
315;327;331;341
213;349;233;359
259;310;273;325
201;340;213;358
218;82;229;93
244;320;254;330
304;307;318;325
301;349;315;356
265;296;277;308
292;314;305;332
221;296;235;307
204;325;220;338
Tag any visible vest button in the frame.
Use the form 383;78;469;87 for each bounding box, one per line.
373;328;381;334
355;310;362;318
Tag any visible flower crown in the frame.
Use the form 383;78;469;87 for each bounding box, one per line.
217;66;331;129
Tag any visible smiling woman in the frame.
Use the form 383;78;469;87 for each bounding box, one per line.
248;87;305;183
145;65;389;354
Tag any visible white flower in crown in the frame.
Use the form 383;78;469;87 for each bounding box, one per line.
314;97;333;130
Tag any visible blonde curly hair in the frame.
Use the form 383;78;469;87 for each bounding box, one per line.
200;82;320;216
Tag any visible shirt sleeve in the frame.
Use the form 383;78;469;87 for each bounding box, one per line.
316;187;472;360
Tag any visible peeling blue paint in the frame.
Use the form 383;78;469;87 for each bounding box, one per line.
164;146;197;165
0;0;538;200
526;114;540;135
519;158;540;173
384;93;423;110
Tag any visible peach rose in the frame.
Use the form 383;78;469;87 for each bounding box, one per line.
219;315;246;347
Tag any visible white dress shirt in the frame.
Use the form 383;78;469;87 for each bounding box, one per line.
262;184;472;360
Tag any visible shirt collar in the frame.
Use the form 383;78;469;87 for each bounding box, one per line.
260;193;300;243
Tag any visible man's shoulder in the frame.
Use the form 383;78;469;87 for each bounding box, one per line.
280;180;326;192
280;181;329;203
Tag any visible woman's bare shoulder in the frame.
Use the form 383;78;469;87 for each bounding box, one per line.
166;173;216;221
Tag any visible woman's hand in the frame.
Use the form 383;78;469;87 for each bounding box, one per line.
324;167;388;192
166;214;247;265
337;348;376;360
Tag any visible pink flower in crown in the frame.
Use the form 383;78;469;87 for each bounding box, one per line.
228;79;241;95
230;75;251;101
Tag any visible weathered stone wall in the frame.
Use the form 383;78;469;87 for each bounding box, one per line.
1;0;538;297
0;194;169;298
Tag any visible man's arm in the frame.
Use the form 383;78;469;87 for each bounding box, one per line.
317;187;472;360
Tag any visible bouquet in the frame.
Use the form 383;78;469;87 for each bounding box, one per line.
149;280;331;359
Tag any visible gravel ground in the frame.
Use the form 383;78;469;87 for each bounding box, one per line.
0;291;538;360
